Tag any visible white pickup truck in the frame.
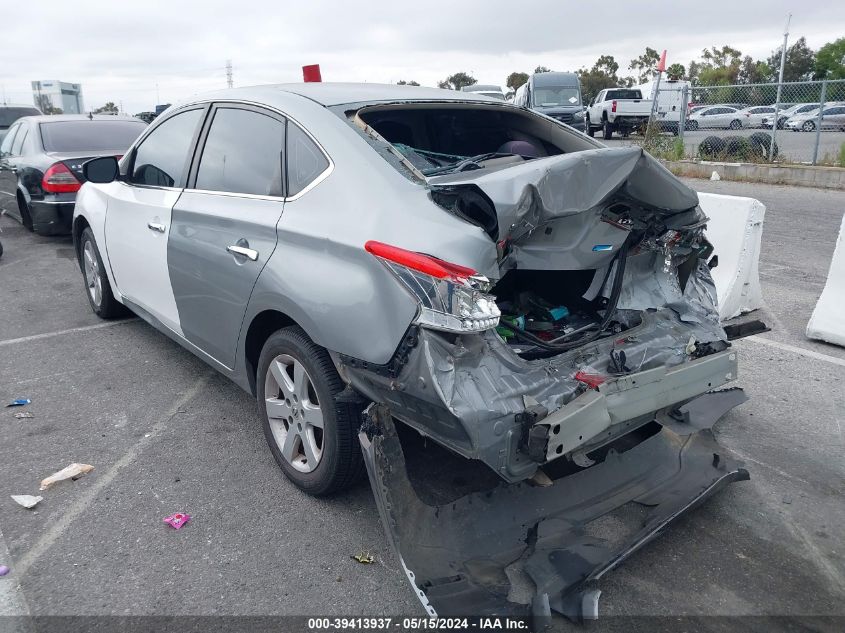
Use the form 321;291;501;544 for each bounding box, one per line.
585;88;653;139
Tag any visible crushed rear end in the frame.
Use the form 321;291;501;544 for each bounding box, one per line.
336;105;752;622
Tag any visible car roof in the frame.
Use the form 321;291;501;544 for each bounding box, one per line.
258;82;502;106
531;72;579;87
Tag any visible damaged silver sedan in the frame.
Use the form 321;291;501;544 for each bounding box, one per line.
74;83;755;624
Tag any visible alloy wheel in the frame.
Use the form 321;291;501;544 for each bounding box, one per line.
264;354;324;473
83;240;102;307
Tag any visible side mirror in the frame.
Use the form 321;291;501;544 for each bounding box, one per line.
83;156;119;184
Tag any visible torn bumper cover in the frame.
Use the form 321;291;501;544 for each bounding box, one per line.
360;395;749;623
342;304;734;483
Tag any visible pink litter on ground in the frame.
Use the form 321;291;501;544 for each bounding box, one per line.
163;513;191;529
0;565;10;576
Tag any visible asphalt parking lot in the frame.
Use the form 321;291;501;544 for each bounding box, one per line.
1;179;844;630
605;129;845;163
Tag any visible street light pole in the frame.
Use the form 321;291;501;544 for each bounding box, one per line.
769;13;791;161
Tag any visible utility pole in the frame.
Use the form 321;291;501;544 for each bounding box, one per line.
769;13;791;161
226;60;233;89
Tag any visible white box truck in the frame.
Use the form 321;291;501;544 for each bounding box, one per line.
638;78;691;135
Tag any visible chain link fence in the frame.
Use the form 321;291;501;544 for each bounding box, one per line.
638;79;845;166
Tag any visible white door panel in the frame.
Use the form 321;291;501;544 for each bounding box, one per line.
105;182;183;335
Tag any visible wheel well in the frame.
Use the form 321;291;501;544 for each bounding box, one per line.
72;216;91;271
244;310;296;395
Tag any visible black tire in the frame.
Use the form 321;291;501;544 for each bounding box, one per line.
602;119;613;139
748;132;779;161
0;239;3;258
687;120;699;131
585;117;595;137
79;227;125;318
724;135;752;160
257;326;365;496
698;135;726;159
729;119;742;130
17;193;33;231
802;120;815;132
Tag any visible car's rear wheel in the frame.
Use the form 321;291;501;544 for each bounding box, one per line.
802;120;815;132
257;326;364;496
687;120;699;131
729;119;742;130
80;227;124;318
17;193;33;231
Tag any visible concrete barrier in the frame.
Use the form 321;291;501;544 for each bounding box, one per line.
807;213;845;347
698;192;766;321
665;160;845;190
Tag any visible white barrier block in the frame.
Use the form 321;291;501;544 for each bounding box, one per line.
807;213;845;347
697;192;766;321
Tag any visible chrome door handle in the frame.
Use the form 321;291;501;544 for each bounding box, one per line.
147;221;166;233
227;245;259;261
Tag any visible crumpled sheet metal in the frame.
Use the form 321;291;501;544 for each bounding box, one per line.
611;252;726;341
428;147;698;228
428;147;700;270
345;305;730;482
360;400;749;624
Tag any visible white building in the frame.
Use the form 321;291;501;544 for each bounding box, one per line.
31;80;85;114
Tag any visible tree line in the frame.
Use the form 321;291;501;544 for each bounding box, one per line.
414;37;845;104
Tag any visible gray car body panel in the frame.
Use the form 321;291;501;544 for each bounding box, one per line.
169;192;284;369
360;399;749;622
427;147;698;270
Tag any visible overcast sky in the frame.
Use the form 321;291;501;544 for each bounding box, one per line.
2;1;843;114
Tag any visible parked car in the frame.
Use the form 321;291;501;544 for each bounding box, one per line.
686;105;743;130
73;82;754;621
0;114;147;234
786;104;845;132
735;105;777;128
761;102;822;129
0;104;42;144
460;84;506;100
585;88;652;138
512;71;585;131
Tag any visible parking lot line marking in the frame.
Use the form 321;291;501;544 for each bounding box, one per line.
11;373;212;579
0;191;14;197
0;527;31;616
745;335;845;368
0;319;138;347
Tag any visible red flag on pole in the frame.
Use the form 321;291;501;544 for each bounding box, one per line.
656;50;667;73
302;64;322;82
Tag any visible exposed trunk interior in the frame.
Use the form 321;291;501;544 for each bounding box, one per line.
492;268;624;359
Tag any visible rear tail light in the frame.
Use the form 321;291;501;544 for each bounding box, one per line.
611;100;617;113
42;162;81;193
365;240;500;333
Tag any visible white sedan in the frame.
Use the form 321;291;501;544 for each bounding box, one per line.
735;106;777;128
686;106;743;130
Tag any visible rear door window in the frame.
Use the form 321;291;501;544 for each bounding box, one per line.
286;123;329;197
11;126;28;155
195;107;285;196
131;108;204;187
